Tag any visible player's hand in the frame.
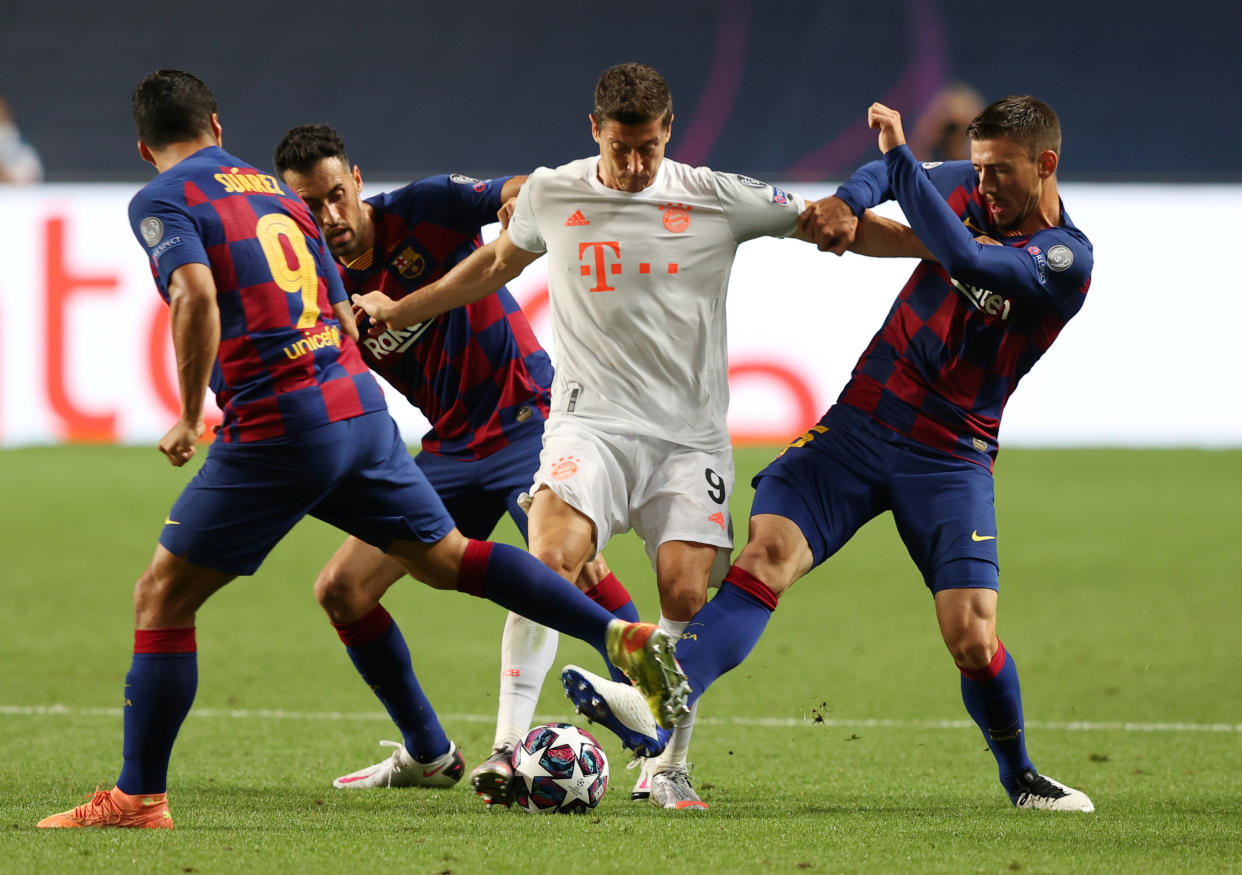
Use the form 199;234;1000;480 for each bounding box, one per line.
352;291;398;333
798;196;859;254
974;234;1002;246
868;102;906;154
497;196;517;229
159;417;204;467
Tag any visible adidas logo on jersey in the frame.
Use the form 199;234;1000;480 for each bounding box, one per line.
565;210;590;227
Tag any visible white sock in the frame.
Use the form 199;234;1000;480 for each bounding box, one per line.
653;614;697;770
493;611;558;752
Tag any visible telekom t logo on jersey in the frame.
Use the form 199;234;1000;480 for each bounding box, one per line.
578;241;679;292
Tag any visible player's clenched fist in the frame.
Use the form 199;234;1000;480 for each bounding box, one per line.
158;418;203;467
868;102;906;154
797;196;859;255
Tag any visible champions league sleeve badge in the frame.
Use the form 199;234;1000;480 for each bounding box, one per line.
140;216;164;247
1046;244;1074;271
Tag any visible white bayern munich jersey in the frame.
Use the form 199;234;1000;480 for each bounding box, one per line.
507;156;806;450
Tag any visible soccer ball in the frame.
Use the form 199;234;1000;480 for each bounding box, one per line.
511;722;609;814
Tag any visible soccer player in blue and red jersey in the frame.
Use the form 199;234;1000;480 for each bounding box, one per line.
37;70;687;830
272;125;639;804
565;95;1096;812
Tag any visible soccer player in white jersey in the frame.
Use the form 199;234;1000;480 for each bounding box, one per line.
354;62;920;810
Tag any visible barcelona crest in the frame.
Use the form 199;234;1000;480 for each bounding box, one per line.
391;247;426;280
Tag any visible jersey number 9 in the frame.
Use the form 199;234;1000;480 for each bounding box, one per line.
256;213;322;329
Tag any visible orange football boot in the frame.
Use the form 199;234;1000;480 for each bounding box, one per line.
38;785;173;829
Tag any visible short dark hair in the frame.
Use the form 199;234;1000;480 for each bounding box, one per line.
592;63;673;128
131;69;217;149
967;95;1062;158
273;124;350;177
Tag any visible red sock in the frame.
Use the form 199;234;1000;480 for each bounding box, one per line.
331;604;393;647
584;572;632;612
722;566;779;611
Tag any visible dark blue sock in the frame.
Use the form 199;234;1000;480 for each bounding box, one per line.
458;540;614;653
642;573;778;750
116;629;198;795
610;601;640;622
335;606;449;762
959;641;1035;793
678;570;778;709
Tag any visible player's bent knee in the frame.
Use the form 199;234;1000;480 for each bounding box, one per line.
576;554;610;590
658;583;707;622
944;629;997;671
530;543;587;582
736;515;813;590
132;565;169;619
133;549;233;628
314;567;370;620
734;542;802;597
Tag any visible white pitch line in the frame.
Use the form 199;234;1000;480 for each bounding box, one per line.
1;705;1238;733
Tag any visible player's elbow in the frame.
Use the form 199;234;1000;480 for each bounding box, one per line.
167;262;218;307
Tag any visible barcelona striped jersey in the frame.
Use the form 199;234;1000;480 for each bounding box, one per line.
128;145;387;442
833;147;1093;468
339;174;552;460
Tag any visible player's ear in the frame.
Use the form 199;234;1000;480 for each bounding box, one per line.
209;113;222;146
138;140;157;168
589;114;601;143
1037;149;1057;179
352;164;363;191
664;113;674;144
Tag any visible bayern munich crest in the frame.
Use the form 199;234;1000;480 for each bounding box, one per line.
551;456;579;480
662;203;691;233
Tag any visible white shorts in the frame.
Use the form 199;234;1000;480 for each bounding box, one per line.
527;417;734;580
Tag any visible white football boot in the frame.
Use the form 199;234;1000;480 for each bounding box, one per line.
332;740;464;789
1010;770;1094;812
561;664;667;757
630;757;654;800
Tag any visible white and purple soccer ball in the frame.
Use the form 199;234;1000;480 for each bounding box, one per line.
511;722;610;814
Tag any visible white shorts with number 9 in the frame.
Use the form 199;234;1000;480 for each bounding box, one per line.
526;417;734;581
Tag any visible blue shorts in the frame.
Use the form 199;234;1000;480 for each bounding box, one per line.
415;431;542;542
160;412;455;575
752;404;999;593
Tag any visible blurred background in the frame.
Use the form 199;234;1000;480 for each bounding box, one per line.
3;0;1239;182
1;0;1239;446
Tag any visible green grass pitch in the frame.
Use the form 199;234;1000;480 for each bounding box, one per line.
1;445;1240;873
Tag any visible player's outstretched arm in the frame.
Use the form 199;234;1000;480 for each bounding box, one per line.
850;211;934;259
160;261;219;467
352;229;542;332
797;191;931;260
